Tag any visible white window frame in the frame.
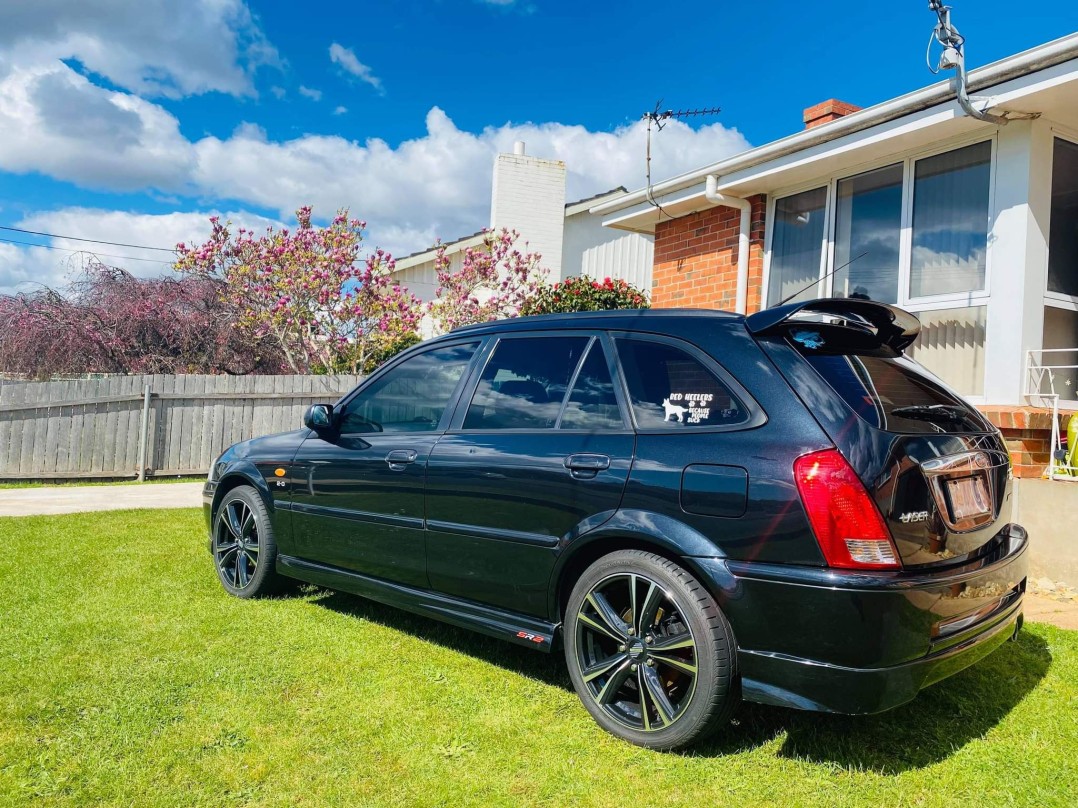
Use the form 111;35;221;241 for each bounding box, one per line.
761;132;998;313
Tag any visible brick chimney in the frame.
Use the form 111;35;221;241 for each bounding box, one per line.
803;99;861;129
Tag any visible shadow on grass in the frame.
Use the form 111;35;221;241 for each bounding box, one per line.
308;588;1051;772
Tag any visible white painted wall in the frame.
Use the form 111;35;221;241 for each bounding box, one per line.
562;212;654;290
490;152;566;278
983;118;1053;404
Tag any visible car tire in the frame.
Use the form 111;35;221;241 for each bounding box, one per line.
212;485;286;599
564;549;739;750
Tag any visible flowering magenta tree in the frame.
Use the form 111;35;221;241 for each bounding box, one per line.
428;228;548;332
0;263;283;378
520;275;650;315
174;207;421;374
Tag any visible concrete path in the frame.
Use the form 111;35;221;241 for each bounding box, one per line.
0;482;203;517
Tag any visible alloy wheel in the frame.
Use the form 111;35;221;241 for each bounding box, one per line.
214;498;260;590
574;573;699;731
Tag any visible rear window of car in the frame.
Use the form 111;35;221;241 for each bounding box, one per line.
615;337;748;429
798;351;990;433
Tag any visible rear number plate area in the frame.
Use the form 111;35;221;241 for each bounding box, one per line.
944;475;992;523
920;451;1000;533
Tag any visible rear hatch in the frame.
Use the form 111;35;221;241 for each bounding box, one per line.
748;299;1011;569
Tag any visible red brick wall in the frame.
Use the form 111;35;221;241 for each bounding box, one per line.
651;194;767;313
978;406;1074;479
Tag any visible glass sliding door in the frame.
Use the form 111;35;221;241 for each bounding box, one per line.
909;141;992;298
767;187;826;306
1048;137;1078;298
833;163;903;303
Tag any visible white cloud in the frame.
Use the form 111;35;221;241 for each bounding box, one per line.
298;85;322;101
0;60;196;191
190;107;750;257
0;208;284;294
328;43;383;92
270;85;286;100
0;0;279;99
333;105;348;116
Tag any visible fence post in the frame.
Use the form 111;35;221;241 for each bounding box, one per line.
137;384;152;482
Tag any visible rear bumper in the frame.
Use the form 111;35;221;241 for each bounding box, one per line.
696;524;1028;714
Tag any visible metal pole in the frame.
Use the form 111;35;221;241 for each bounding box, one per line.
136;384;152;482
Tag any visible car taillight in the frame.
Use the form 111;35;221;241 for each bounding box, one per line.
793;449;900;570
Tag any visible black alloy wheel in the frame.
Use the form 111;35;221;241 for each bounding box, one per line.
212;486;284;598
565;550;738;750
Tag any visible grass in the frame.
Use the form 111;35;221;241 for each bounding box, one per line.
0;509;1075;807
0;476;203;490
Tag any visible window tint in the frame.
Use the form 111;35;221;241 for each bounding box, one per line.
799;352;989;434
338;343;478;434
910;141;991;298
615;338;746;429
464;337;588;430
560;342;623;430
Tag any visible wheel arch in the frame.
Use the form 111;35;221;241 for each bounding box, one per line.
549;510;735;624
211;464;274;524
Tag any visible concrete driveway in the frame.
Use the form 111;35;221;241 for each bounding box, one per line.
0;482;203;517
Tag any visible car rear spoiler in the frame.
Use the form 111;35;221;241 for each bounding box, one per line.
745;298;921;353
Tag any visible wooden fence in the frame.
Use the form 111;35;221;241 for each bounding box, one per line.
0;375;362;480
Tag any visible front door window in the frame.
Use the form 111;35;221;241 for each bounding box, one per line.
338;342;478;434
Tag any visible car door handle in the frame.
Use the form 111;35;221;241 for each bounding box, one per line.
564;454;611;478
385;449;419;470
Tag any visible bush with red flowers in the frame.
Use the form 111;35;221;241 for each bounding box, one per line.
520;275;649;316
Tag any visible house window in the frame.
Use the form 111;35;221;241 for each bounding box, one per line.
1048;137;1078;298
1041;307;1078;402
905;307;987;397
833;163;903;303
909;141;992;298
766;187;826;306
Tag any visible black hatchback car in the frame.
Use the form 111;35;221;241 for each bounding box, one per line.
204;299;1027;750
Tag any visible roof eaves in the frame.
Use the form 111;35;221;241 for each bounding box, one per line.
592;32;1078;217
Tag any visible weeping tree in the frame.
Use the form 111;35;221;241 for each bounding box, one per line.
0;262;283;378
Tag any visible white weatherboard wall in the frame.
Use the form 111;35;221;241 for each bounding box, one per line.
490;151;567;278
562;210;654;290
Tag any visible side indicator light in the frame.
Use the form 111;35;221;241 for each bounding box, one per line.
274;468;286;477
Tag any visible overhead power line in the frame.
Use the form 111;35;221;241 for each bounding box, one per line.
0;225;176;253
0;236;177;265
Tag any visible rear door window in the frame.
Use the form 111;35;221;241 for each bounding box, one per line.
615;337;748;429
798;352;991;433
559;341;625;430
463;336;589;430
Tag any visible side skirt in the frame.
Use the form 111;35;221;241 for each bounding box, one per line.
277;555;560;652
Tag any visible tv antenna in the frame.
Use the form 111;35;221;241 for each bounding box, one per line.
642;101;722;219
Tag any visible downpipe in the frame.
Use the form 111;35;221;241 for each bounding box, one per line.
704;175;751;315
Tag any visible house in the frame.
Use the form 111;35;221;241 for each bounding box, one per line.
392;143;653;319
592;32;1078;483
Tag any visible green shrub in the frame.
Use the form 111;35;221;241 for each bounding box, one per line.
521;276;649;315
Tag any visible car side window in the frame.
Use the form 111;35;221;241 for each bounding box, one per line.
615;337;747;429
463;336;589;430
338;342;479;434
559;341;624;430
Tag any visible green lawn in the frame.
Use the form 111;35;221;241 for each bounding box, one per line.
1;509;1075;807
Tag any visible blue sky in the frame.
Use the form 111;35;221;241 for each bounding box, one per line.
0;0;1075;292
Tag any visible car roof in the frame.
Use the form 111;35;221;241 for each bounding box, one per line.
443;308;745;340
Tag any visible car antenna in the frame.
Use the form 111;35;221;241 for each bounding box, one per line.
774;251;869;307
